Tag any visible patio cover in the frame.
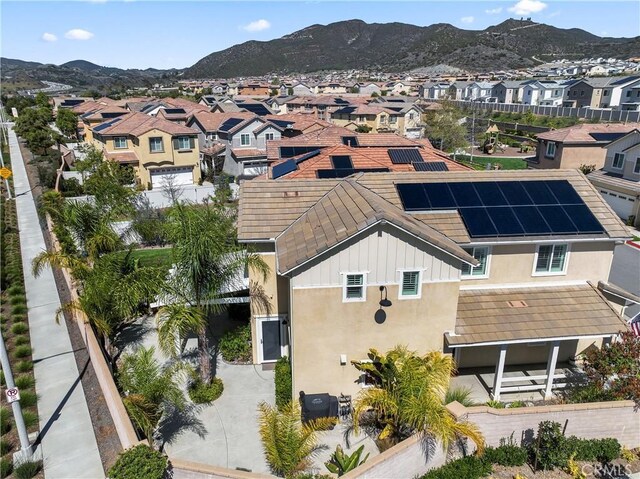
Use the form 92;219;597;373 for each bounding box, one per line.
446;283;628;347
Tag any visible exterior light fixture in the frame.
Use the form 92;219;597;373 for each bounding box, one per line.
379;286;392;308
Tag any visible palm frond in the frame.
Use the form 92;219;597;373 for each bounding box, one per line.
155;304;205;358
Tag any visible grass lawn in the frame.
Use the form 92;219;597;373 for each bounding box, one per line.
131;247;173;269
453;154;528;171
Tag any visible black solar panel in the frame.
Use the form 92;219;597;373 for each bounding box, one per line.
242;103;271;116
93;117;122;132
589;132;626;142
342;136;359;147
317;168;389;179
413;161;449;172
334;107;356;115
280;146;321;159
331;155;353;169
164;108;186;114
219;118;245;132
295;150;321;163
611;75;640;86
396;180;605;238
270;119;293;129
388;149;424;164
101;112;122;119
272;159;297;179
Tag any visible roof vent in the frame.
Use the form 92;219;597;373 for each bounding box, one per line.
507;300;528;308
283;191;299;198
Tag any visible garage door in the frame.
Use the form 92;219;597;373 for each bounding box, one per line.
150;167;193;189
600;189;634;221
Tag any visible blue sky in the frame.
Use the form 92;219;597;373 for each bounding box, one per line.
1;1;639;70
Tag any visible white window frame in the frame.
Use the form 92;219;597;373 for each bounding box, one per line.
612;153;625;169
532;243;570;277
545;141;556;158
240;133;251;146
149;137;164;153
342;272;367;303
176;136;191;150
398;269;422;299
634;157;640;174
461;246;491;279
113;137;127;149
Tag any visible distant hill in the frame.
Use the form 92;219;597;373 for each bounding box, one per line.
184;19;640;78
60;59;104;72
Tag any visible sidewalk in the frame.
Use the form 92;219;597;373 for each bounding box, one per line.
8;127;104;478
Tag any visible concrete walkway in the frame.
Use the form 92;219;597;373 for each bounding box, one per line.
8;126;104;478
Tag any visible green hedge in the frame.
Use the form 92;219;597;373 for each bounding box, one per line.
188;377;224;404
483;444;527;467
421;456;492;479
108;445;167;479
218;323;251;363
275;356;292;410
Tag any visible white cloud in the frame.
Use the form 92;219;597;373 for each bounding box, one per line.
508;0;548;16
241;19;271;32
460;16;475;24
42;32;58;42
485;7;503;14
64;29;94;41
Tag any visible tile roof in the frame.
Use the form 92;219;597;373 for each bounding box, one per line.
231;148;265;159
275;179;476;274
91;112;198;136
188;111;255;132
105;150;139;164
446;284;627;346
238;169;630;242
537;123;640;143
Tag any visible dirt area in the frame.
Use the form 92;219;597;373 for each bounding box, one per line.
491;457;640;479
19;139;122;471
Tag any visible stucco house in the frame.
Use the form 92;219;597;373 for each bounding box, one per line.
588;129;640;227
238;170;630;401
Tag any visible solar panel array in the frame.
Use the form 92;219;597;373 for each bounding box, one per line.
242;103;271;116
280;146;322;158
388;149;424;164
272;160;297;179
219;118;245;132
101;112;123;119
295;150;321;163
270;119;294;129
164;108;186;114
342;136;359;147
93;117;123;132
396;180;605;238
589;132;627;142
331;155;353;169
413;161;449;172
317;168;389;179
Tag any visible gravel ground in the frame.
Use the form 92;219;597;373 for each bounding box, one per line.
19;140;122;472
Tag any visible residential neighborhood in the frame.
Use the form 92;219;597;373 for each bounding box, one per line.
1;2;639;479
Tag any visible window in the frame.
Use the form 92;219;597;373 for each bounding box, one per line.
390;116;398;124
612;152;625;169
265;132;274;141
626;91;631;97
149;137;163;153
400;271;421;298
603;90;609;97
545;141;556;158
240;134;251;146
580;91;585;97
343;273;365;302
380;115;387;124
176;136;191;150
113;137;127;149
534;244;568;275
572;90;577;96
637;90;640;98
634;158;640;174
207;133;217;141
408;112;415;120
461;247;490;278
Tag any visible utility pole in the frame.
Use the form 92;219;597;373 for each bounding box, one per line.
0;333;32;459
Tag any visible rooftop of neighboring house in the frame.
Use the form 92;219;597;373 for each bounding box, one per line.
188;111;256;133
536;123;640;144
90;111;198;137
238;171;630;264
78;105;130;122
332;104;397;116
266;143;470;180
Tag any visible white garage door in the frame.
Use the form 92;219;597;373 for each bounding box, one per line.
600;189;634;221
150;167;193;189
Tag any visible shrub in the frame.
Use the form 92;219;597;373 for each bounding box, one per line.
22;410;39;429
218;323;252;363
11;323;29;334
0;457;12;479
18;391;37;408
508;400;526;408
16;361;33;373
13;459;42;479
0;407;12;435
563;382;617;404
188;377;223;404
14;335;30;346
0;437;12;455
0;369;4;386
445;386;475;407
484;444;528;467
7;285;24;296
108;444;168;479
485;400;504;409
275;356;292;410
13;345;32;358
565;436;621;463
9;295;26;306
11;304;27;315
11;314;27;323
530;421;567;470
14;374;35;389
421;455;492;479
0;315;9;324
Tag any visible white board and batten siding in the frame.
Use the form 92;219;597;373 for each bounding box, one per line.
291;224;461;288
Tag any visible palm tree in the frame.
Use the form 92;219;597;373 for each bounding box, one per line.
258;401;334;477
156;201;269;383
352;346;485;454
117;346;187;447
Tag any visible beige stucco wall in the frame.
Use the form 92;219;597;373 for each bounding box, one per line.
460;241;614;288
290;281;459;398
535;142;607;170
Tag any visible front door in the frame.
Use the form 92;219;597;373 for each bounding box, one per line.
259;317;282;363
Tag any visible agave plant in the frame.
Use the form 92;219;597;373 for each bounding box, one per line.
325;444;369;476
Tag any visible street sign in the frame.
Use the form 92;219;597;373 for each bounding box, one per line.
5;387;20;404
0;167;11;179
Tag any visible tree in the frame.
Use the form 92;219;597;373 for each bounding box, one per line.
117;347;187;445
424;101;468;152
14;107;54;154
258;401;335;477
55;108;78;139
35;92;50;109
83;160;136;216
352;346;484;453
355;125;372;133
156;201;270;383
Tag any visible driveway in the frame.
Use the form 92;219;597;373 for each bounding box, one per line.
608;242;640;319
